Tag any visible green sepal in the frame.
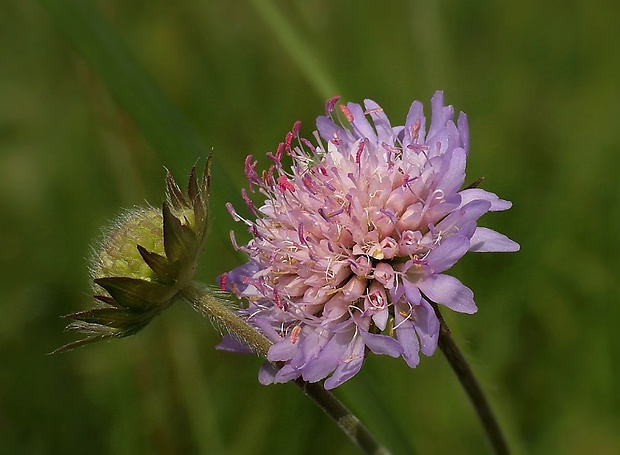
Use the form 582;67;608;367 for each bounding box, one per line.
194;156;212;239
166;170;190;210
202;154;212;198
66;308;126;328
198;156;212;226
162;202;198;263
464;176;485;190
137;244;178;284
94;294;124;308
94;276;173;309
192;192;206;232
187;166;200;204
50;333;116;355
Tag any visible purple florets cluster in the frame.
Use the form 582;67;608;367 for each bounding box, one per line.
221;92;518;389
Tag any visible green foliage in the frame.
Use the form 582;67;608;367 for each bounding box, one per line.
1;0;619;453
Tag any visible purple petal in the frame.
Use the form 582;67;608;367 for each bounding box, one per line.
435;200;492;234
302;331;350;383
402;278;421;305
258;362;278;385
412;299;440;356
364;99;392;142
287;328;330;369
425;235;470;273
418;274;477;314
469;227;520;252
323;335;365;389
346;102;377;143
372;307;389;331
457;112;469;154
274;364;302;383
435;147;467;195
457;220;478;241
220;261;259;293
252;316;285;344
427;91;455;142
359;329;403;357
459;188;512;212
389;279;406;304
428;119;461;158
267;339;298;362
424;193;461;222
317;115;348;144
404;100;427;144
216;334;254;354
394;301;420;367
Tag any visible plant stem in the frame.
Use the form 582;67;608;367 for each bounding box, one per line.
181;282;390;455
430;302;510;455
181;283;272;356
295;379;390;455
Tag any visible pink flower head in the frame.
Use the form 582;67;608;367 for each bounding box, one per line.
221;92;519;389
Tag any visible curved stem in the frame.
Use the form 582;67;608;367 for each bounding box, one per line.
181;283;390;455
295;379;390;455
430;302;510;455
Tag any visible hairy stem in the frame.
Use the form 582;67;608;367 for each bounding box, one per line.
181;283;272;356
181;282;390;455
431;302;510;455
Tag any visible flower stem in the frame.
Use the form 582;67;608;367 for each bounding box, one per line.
294;379;390;455
181;282;390;455
181;283;272;357
430;302;510;455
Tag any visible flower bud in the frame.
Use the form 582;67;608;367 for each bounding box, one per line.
54;158;212;353
94;208;165;282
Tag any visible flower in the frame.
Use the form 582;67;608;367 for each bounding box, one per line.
221;92;518;389
54;160;212;353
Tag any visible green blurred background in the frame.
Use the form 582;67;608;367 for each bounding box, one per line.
1;0;619;454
